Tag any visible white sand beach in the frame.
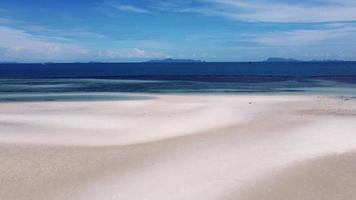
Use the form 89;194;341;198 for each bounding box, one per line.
1;94;356;200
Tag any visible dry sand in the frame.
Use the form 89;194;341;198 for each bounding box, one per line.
0;94;356;200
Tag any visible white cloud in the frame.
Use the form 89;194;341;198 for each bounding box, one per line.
23;25;108;40
113;5;151;13
0;18;16;24
0;24;168;62
99;48;164;59
253;25;356;46
102;0;356;23
0;26;88;62
183;0;356;23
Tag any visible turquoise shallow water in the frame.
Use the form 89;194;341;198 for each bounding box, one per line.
0;92;154;102
0;78;355;102
1;62;356;101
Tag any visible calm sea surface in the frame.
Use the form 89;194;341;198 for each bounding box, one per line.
1;62;356;102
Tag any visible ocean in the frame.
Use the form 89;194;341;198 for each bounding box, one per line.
0;62;356;102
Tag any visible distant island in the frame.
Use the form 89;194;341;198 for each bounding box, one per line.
1;58;354;64
145;58;205;63
264;57;349;62
264;57;300;62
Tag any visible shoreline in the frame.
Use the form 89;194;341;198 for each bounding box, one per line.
0;91;354;105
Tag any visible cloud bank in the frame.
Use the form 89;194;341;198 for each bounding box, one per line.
0;25;164;62
106;0;356;23
193;0;356;23
0;26;88;62
99;48;164;59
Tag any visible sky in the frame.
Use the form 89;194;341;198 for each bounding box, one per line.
0;0;356;62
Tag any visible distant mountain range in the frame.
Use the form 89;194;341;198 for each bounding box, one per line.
145;58;205;63
0;58;353;64
264;57;348;62
264;57;301;62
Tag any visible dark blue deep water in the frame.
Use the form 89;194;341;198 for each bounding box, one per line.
0;62;356;101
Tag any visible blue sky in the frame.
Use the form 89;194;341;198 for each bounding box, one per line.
0;0;356;62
